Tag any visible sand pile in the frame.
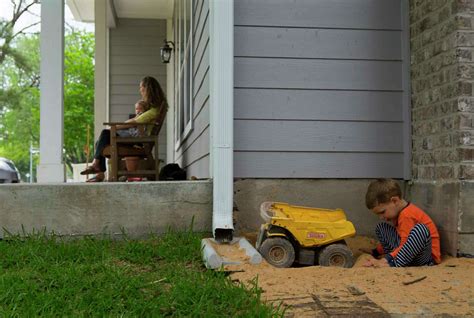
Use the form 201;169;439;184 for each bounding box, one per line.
222;235;474;317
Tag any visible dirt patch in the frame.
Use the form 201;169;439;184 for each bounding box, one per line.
228;235;474;317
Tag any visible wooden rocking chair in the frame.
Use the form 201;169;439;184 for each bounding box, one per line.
102;108;166;182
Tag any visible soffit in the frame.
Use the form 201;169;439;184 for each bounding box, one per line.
67;0;173;22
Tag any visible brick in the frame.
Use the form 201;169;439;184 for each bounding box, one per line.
413;138;424;151
435;149;459;163
455;15;472;29
457;48;473;63
457;97;474;112
458;147;474;161
459;113;473;129
422;137;434;150
412;165;419;179
456;130;474;146
418;166;436;179
441;116;455;131
421;151;436;165
452;0;474;14
436;165;455;178
456;31;474;46
460;164;474;179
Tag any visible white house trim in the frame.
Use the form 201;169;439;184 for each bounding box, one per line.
209;0;234;241
401;0;412;180
94;0;109;142
107;0;118;29
166;18;175;164
37;0;66;183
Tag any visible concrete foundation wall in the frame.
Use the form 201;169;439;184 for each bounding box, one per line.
233;179;391;238
0;181;212;238
407;180;474;256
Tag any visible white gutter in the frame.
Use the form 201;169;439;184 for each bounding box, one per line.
209;0;234;242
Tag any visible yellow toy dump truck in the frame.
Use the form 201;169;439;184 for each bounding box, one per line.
256;202;356;268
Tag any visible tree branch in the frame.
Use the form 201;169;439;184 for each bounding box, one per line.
12;21;40;39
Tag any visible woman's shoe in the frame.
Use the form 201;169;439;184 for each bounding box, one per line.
80;166;101;175
86;173;105;182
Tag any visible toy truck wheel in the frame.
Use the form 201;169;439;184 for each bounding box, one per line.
318;243;354;268
259;237;295;268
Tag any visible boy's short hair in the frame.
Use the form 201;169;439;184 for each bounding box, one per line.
365;178;402;209
136;100;150;111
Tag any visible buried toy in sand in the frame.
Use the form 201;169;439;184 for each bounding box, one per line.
256;202;356;268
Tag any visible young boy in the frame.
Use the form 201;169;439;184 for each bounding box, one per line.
363;178;441;268
117;100;149;137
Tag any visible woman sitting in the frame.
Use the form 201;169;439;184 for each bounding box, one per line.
81;76;168;182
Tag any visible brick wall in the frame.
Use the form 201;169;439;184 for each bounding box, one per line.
410;0;474;181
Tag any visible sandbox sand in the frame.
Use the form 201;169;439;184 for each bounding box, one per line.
217;235;474;317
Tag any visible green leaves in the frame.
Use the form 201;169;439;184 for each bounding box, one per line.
0;29;94;180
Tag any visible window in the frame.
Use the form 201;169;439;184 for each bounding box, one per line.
174;0;193;148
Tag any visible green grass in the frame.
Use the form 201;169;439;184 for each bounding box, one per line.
0;230;283;317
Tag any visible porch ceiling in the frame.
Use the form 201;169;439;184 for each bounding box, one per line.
67;0;173;22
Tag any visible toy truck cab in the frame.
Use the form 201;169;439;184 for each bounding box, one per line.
256;202;356;268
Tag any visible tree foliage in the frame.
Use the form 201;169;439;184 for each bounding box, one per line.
0;28;94;180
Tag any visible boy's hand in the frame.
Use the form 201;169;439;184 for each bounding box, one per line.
363;256;389;268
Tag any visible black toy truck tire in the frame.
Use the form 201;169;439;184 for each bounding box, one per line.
318;243;354;268
259;237;295;268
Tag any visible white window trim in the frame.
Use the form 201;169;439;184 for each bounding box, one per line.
174;0;194;151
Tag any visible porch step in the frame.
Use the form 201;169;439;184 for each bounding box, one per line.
118;170;157;175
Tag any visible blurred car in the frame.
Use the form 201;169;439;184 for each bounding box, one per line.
0;157;21;183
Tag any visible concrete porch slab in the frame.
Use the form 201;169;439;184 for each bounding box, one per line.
0;181;212;238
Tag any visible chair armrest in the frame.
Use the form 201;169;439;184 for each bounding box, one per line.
103;122;152;126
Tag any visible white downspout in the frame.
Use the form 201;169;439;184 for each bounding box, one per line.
209;0;234;241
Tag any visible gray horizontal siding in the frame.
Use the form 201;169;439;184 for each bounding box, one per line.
110;45;161;56
175;0;210;176
234;121;403;152
234;27;401;60
184;154;210;179
176;99;210;163
110;74;166;85
235;58;402;91
234;152;404;178
234;89;403;121
234;0;401;30
109;18;167;163
234;0;408;179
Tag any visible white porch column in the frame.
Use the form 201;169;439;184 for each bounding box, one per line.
209;0;234;241
94;0;108;141
37;0;66;183
166;18;175;164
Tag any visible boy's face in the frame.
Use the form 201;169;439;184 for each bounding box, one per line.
371;197;401;222
135;103;144;114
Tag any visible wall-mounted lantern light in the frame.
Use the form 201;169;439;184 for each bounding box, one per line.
160;40;175;64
